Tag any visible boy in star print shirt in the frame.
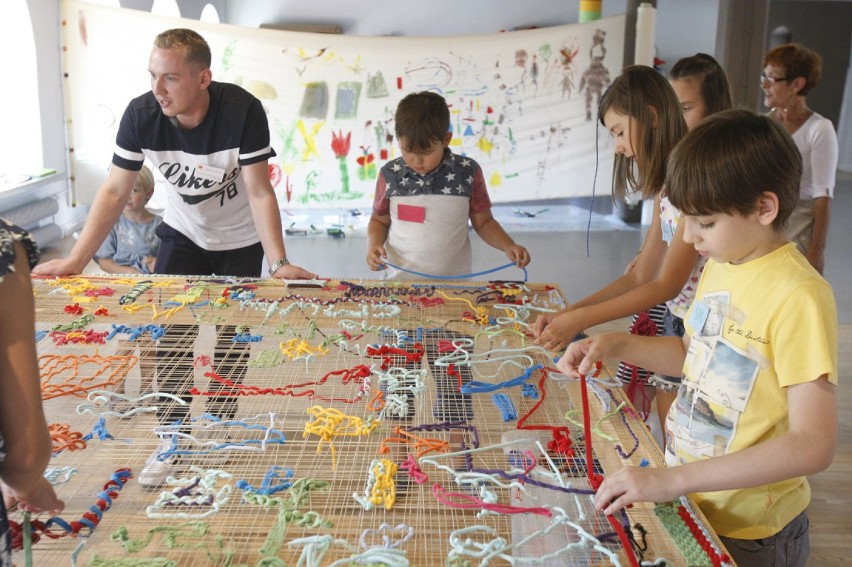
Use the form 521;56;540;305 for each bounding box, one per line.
367;91;530;280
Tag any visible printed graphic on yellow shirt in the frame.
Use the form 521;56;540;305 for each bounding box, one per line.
666;291;760;463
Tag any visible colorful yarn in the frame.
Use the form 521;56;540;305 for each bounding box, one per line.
81;418;113;442
446;509;623;566
9;468;132;550
83;287;114;298
381;260;528;282
51;312;95;332
491;393;518;421
64;303;85;315
40;354;135;400
50;328;108;346
118;280;153;305
235;466;295;495
654;501;730;567
105;323;165;341
339;281;436;299
578;373;641;567
400;454;429;484
379;425;449;459
515;369;573;458
86;556;177;566
461;364;542;394
189;364;373;404
43;466;78;487
365;342;425;370
152;413;286;461
279;337;329;359
352;459;398;511
303;405;379;469
111;521;214;556
432;483;551;517
359;523;414;551
521;382;539;399
146;468;233;519
233;331;263;342
49;423;87;454
243;478;333;560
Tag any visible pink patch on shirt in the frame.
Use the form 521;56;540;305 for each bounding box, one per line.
398;204;426;223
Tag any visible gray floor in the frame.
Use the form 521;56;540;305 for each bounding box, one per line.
41;174;852;323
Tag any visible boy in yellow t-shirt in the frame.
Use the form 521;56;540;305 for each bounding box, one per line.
556;109;837;567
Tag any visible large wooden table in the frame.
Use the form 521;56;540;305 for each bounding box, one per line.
16;275;732;566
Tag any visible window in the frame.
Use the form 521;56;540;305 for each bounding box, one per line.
151;0;181;18
0;0;41;174
200;3;220;24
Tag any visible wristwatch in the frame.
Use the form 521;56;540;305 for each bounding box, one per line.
268;257;290;277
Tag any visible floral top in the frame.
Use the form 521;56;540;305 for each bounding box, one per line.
0;218;39;281
0;218;38;566
659;196;707;319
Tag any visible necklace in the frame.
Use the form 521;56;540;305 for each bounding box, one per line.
771;103;811;134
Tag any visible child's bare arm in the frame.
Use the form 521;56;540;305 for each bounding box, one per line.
366;213;391;270
594;375;837;515
95;256;144;274
0;243;65;514
536;204;698;351
34;166;138;276
557;332;687;379
470;210;530;267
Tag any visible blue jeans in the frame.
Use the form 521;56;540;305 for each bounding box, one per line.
719;511;810;567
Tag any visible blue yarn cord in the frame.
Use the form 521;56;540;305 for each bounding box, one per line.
381;261;528;282
587;115;601;258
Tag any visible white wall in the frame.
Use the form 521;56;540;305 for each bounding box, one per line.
21;0;725;233
222;0;719;70
223;0;628;36
655;0;720;72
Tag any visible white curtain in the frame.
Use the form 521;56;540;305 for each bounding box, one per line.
63;0;624;208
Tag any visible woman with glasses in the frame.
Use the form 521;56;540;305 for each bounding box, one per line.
762;43;839;274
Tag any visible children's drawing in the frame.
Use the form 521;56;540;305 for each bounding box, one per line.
578;29;612;121
335;82;362;120
366;70;389;98
331;131;352;193
300;82;329;119
63;1;625;207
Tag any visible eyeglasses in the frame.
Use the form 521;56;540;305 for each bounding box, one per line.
760;73;791;86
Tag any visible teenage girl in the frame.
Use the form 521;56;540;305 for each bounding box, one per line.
533;64;709;428
614;55;735;425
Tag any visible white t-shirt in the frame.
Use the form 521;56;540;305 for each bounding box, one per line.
791;112;838;200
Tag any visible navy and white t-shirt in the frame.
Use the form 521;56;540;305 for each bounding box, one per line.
112;82;275;251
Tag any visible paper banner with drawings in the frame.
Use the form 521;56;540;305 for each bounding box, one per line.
63;0;624;209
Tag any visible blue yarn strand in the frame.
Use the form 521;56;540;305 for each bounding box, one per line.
381;261;528;282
